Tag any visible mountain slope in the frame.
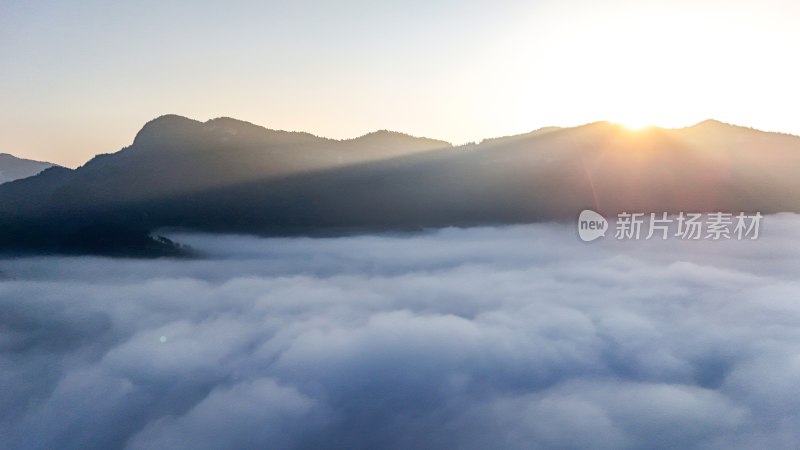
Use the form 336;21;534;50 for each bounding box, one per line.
0;153;59;184
1;116;799;255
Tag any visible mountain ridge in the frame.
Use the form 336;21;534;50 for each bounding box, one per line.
0;153;60;185
2;115;800;256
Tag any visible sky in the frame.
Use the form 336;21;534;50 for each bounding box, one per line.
1;0;799;167
3;216;800;448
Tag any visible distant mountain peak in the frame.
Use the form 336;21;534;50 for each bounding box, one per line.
0;153;60;184
206;116;253;125
141;114;200;129
349;130;451;148
202;116;263;137
0;153;58;164
132;114;202;146
203;117;326;143
687;119;763;133
204;116;259;131
362;129;406;137
692;119;730;128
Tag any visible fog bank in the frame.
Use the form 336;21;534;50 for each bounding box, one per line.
2;215;800;449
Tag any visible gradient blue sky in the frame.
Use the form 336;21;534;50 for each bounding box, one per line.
2;0;798;167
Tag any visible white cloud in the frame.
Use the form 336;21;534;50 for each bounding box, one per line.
2;214;800;449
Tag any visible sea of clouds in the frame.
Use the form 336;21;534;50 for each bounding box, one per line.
2;214;800;449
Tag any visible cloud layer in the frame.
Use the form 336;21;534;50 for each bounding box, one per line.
2;215;800;449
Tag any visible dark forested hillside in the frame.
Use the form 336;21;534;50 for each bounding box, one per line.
2;116;799;255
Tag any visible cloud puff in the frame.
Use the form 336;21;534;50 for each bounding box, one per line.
2;214;800;449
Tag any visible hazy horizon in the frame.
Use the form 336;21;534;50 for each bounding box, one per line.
2;0;798;167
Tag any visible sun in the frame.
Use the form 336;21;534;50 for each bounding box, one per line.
613;118;653;131
608;110;661;131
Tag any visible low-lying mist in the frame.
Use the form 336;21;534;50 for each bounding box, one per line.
2;215;800;449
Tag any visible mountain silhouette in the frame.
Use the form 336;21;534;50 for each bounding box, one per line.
0;153;58;184
1;116;799;255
